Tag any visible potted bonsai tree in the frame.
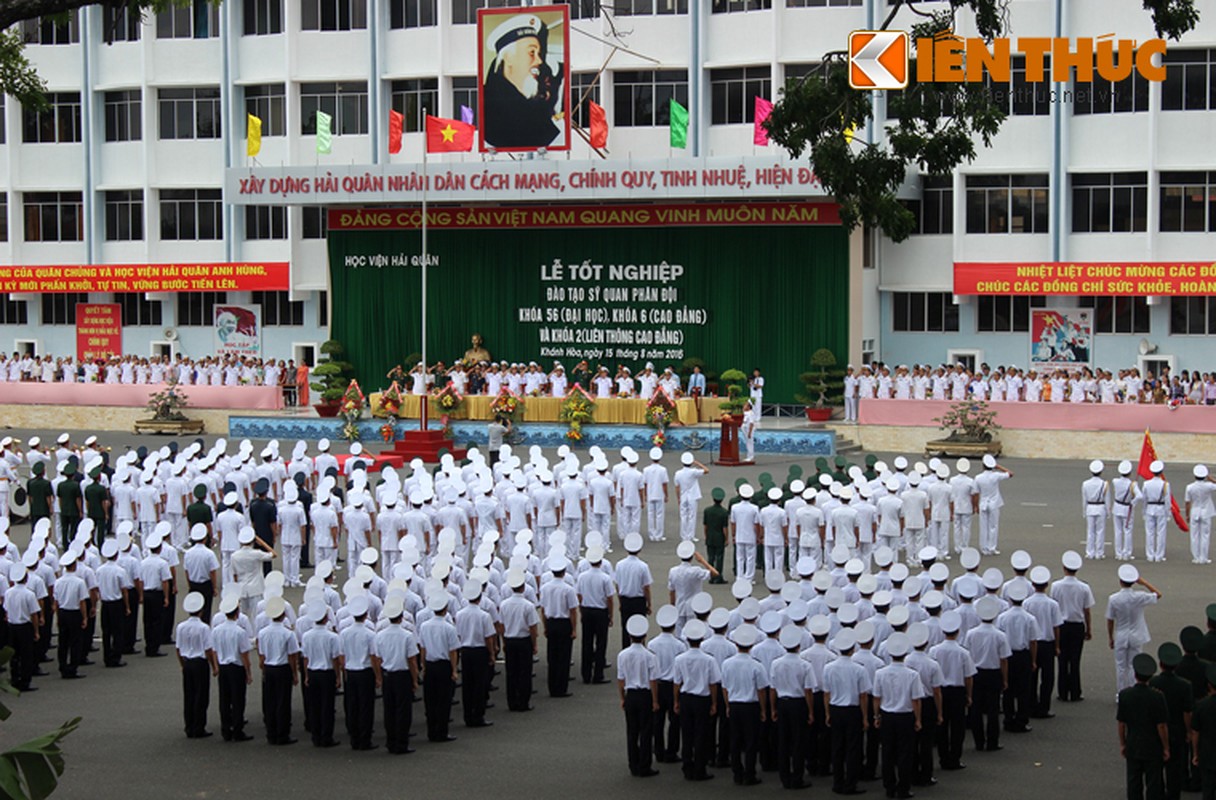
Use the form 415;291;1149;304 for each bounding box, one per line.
309;339;355;418
797;348;840;423
719;368;748;418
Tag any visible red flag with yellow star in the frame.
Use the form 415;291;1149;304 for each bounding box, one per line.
425;114;474;153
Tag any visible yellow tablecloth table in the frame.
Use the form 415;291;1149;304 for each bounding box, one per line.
368;394;728;424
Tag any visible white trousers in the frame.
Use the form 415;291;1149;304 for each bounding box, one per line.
798;547;821;573
742;428;755;461
679;496;698;542
927;521;949;555
590;513;611;547
905;528;926;561
953;514;973;552
879;535;901;559
316;546;338;570
221;548;235;585
855;542;873;571
1144;514;1168;561
735;543;756;582
1190;516;1211;563
1113;512;1135;560
979;508;1001;554
561;517;583;556
1085;513;1107;559
167;512;186;549
763;545;784;578
844;397;859;422
1114;637;1141;693
646;500;665;541
620;506;641;537
283;544;301;585
382;550;400;580
535;526;556;559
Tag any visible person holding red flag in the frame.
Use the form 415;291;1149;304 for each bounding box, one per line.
1137;430;1189;562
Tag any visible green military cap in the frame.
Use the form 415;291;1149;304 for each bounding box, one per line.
1208;663;1216;688
1207;603;1216;623
193;484;208;499
834;455;847;468
62;462;76;476
864;454;878;466
758;472;773;487
1133;653;1157;678
734;477;748;489
31;461;44;475
1158;642;1183;667
88;466;102;478
1181;626;1205;652
711;487;725;501
787;464;803;479
814;457;829;472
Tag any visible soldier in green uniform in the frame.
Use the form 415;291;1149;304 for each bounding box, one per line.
84;466;111;546
186;484;214;547
56;461;83;550
26;461;53;532
1118;652;1170;800
1150;643;1194;800
1201;605;1216;663
703;488;728;585
1190;664;1216;800
1178;627;1211;791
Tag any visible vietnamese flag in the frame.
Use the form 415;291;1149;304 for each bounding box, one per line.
1136;429;1189;532
388;109;404;154
425;114;474;153
588;101;607;149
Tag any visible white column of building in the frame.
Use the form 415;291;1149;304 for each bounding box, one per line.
368;0;382;162
81;6;99;266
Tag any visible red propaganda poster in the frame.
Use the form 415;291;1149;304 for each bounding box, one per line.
76;303;122;362
1030;308;1093;372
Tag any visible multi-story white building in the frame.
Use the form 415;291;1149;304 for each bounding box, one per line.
2;0;1215;387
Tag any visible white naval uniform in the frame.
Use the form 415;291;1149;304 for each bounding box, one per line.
973;469;1009;555
1110;476;1140;560
673;465;705;543
1140;476;1170;562
1080;475;1110;559
1185;478;1215;564
1105;587;1157;692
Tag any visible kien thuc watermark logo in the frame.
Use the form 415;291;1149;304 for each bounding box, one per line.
848;32;1168;90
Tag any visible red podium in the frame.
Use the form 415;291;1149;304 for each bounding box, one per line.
717;415;753;466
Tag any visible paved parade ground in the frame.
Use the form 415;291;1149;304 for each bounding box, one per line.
3;428;1211;800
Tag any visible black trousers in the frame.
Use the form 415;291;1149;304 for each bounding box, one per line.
881;711;916;796
619;596;647;651
937;685;968;768
83;600;96;654
862;702;880;779
38;598;52;661
344;668;376;748
187;580;214;622
679;693;713;779
503;636;532;711
59;516;79;552
423;660;454;740
831;705;864;792
161;588;177;646
1058;621;1086;701
971;668;1003;750
916;696;938;783
810;692;831;775
1126;756;1165;800
624;688;655;775
1004;649;1033;730
580;607;609;683
100;600;126;666
1165;734;1188;800
729;701;762;783
8;622;35;690
546;618;573;697
1032;640;1057;715
382;670;414;753
714;698;732;766
305;669;337;746
262;664;293;744
57;609;83;677
706;544;725;580
461;646;490;725
181;656;210;737
218;663;248;741
142;590;164;655
776;696;809;788
124;592;140;654
655;679;680;759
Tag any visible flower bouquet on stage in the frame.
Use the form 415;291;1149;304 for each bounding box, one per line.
340;379;365;442
490;388;525;424
377;381;405;442
645;387;678;448
559;385;596;444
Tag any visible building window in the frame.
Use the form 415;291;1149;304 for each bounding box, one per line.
965;174;1049;234
302;207;328;239
389;79;437;134
451;0;515;26
156;1;220;38
160;189;222;240
709;67;771;125
22;92;82;143
1159;171;1216;232
244;0;284;34
42;294;88;326
104;190;144;241
613;70;689;127
787;0;860;6
1078;296;1150;334
318;290;329;327
0;295;28;325
177;292;228;326
1071;172;1147;233
23;192;83;242
245;84;286;136
977;295;1046;333
570;72;600;128
0;194;7;242
245;205;288;240
1161;49;1215;111
253;290;304;326
983;55;1051;116
390;0;437;28
452;77;478;126
21;14;80;45
104;90;142;142
301;82;369;135
301;0;367;30
1169;297;1216;335
616;0;688;13
712;0;770;11
158;87;221;140
1073;64;1148;114
102;5;142;42
554;0;600;19
902;175;953;235
114;293;163;326
893;292;959;333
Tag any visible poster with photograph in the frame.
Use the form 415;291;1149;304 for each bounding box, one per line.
1030;308;1092;371
477;5;570;153
214;304;262;358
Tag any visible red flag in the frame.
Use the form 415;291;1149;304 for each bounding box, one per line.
753;97;773;146
425;114;474;153
1136;429;1189;532
588;101;607;149
388;109;404;154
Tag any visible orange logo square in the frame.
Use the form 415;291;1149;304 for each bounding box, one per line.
848;30;909;90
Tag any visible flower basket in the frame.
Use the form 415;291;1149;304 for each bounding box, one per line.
559;385;596;446
377;380;405;420
489;389;525;424
340;379;365;442
380;421;397;443
430;385;466;419
651;430;666;448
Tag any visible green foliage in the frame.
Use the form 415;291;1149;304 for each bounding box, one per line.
764;0;1200;242
0;648;80;800
309;340;355;403
718;368;748;413
796;349;844;407
935;400;1001;441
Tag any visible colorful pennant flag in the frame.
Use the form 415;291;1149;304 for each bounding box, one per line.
246;113;262;157
669;99;688;149
460;105;474;125
315;110;332;154
753;97;772;146
388;109;404;155
1136;429;1190;532
425;114;475;153
588;100;607;149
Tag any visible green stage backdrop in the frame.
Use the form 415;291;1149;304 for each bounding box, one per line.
328;216;848;402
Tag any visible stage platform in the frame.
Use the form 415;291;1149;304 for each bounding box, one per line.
227;416;837;458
